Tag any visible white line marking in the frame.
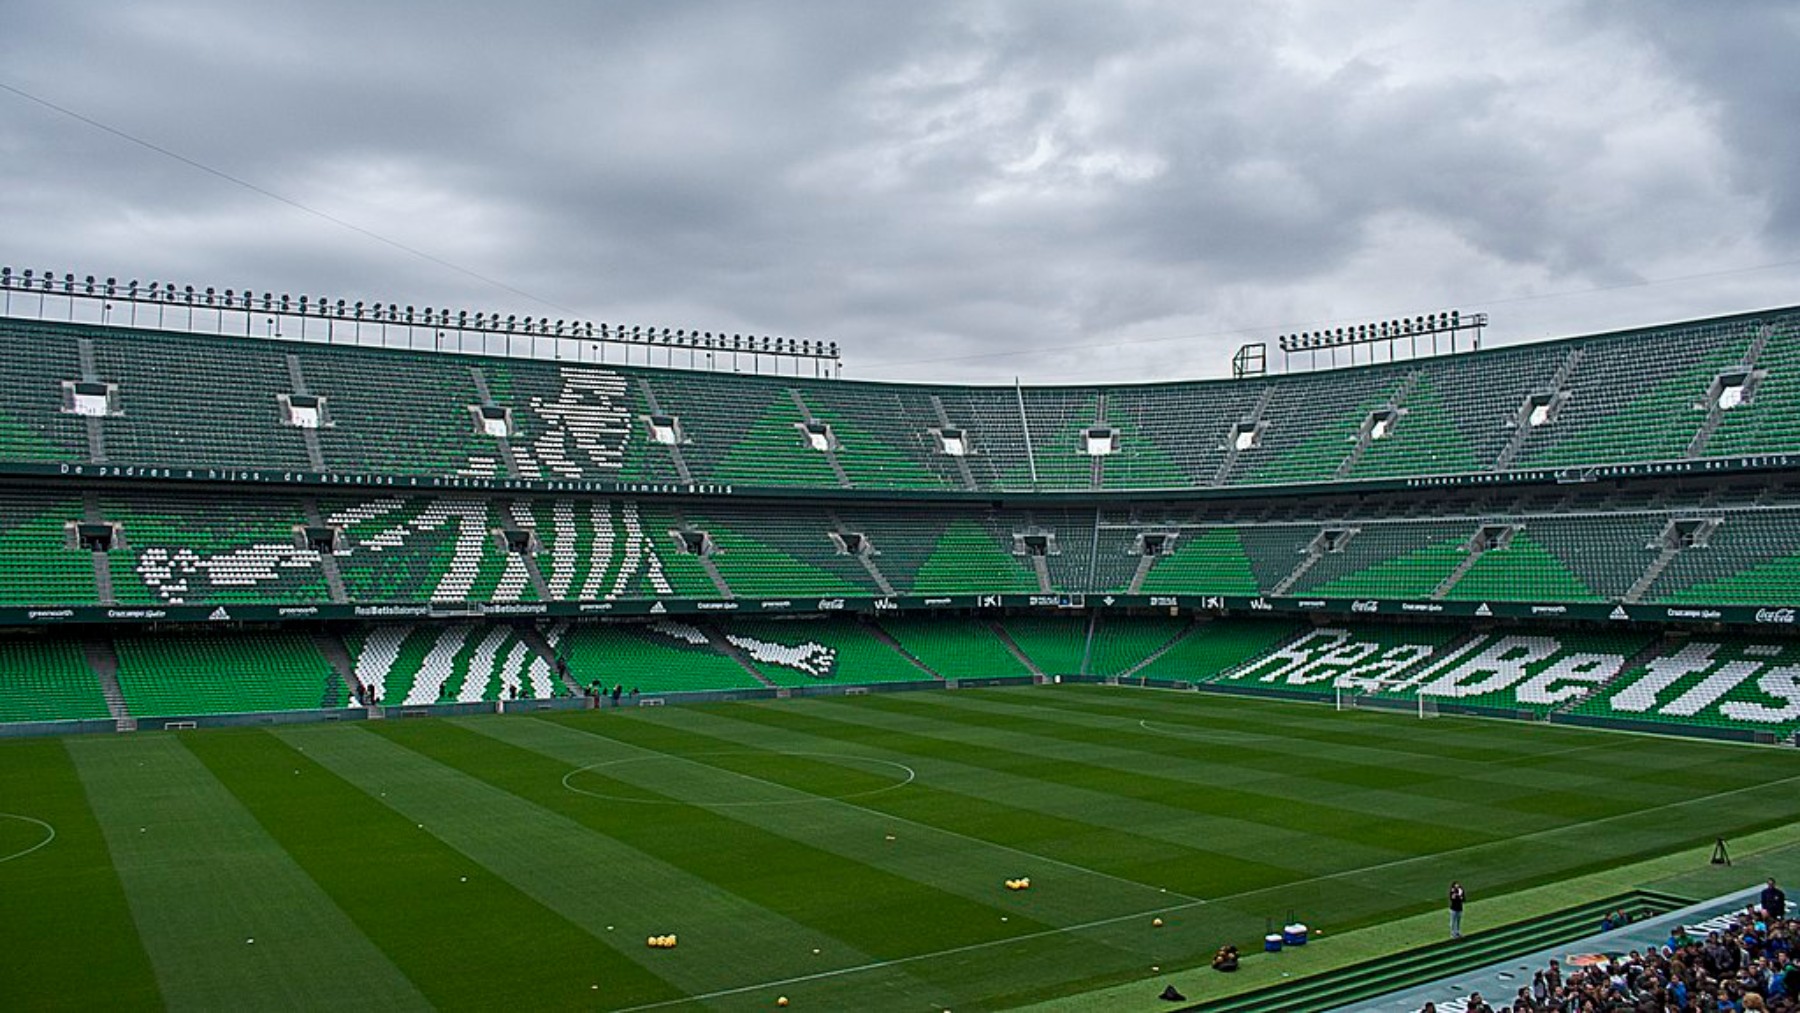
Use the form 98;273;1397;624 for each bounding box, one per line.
1135;717;1612;766
574;698;1800;1011
0;813;55;863
541;716;1200;905
607;765;1800;1010
609;896;1205;1012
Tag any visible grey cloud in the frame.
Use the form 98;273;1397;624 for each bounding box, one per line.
0;2;1792;384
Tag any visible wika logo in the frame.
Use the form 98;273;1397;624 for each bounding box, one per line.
1248;598;1273;611
1756;608;1796;624
873;598;898;611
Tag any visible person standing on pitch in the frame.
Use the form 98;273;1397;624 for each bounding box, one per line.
1448;881;1466;938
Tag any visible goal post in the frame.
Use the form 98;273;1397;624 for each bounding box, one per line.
1335;680;1438;718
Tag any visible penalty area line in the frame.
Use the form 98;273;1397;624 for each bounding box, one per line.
608;896;1208;1013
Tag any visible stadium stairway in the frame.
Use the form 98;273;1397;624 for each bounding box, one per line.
701;622;782;689
856;616;943;681
81;638;130;726
988;621;1047;679
1112;618;1201;680
515;623;583;696
1181;889;1692;1013
306;629;365;704
1548;634;1672;716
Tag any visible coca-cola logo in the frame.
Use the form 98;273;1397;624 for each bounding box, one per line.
1756;608;1796;624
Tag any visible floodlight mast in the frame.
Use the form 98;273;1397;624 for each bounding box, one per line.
1231;342;1267;379
0;264;846;378
1274;310;1487;372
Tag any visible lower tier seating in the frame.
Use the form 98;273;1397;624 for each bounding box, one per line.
722;616;935;687
113;631;344;717
876;617;1032;680
550;620;764;694
347;623;562;706
0;637;109;723
0;618;1792;744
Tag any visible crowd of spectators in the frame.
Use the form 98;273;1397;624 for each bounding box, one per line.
1425;880;1793;1013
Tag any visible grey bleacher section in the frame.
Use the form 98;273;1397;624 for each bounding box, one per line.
635;377;694;484
788;389;851;488
92;332;312;470
285;353;328;472
1210;387;1275;486
466;366;522;479
1513;316;1760;468
78;337;108;464
927;394;979;490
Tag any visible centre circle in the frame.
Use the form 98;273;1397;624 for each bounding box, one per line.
0;814;55;864
560;751;916;806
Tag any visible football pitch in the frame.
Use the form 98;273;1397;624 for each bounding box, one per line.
4;685;1799;1012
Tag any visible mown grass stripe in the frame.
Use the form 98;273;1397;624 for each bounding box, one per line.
278;720;927;1000
840;691;1611;831
647;691;1800;959
991;684;1780;776
714;692;1496;860
462;714;1097;941
470;713;1214;1007
925;687;1781;816
631;702;1315;894
0;738;158;1012
883;690;1713;831
65;734;428;1012
180;728;677;1011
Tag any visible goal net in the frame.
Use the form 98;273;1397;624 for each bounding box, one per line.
1335;681;1438;718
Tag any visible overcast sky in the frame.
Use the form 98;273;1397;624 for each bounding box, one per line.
2;2;1796;384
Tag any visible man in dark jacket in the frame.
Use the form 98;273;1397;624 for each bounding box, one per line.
1762;878;1786;920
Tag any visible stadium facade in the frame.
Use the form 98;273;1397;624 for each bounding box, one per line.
0;275;1797;744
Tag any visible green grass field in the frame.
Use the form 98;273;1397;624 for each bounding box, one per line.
4;684;1800;1011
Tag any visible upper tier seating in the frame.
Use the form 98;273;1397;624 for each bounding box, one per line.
2;305;1796;494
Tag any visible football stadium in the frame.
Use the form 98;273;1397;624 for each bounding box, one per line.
1;273;1798;1011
